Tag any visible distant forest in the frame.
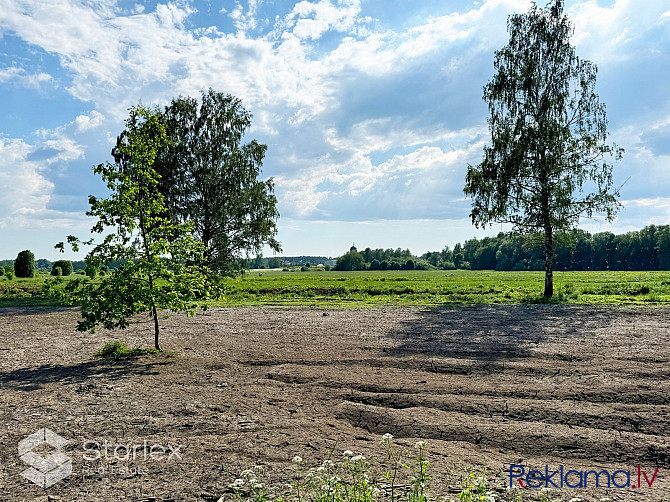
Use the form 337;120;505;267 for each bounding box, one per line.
433;225;670;272
4;225;670;273
0;258;87;272
250;225;670;272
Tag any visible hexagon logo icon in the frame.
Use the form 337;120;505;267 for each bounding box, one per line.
18;428;72;488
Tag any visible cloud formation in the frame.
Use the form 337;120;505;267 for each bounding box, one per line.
0;0;668;256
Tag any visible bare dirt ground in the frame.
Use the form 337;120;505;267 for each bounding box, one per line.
0;305;669;501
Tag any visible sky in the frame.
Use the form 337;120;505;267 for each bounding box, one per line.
0;0;669;260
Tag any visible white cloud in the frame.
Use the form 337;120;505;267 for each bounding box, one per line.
74;110;106;132
325;119;486;156
275;141;484;219
0;137;53;227
570;0;670;62
0;66;52;89
285;0;362;40
0;0;669;255
0;130;87;229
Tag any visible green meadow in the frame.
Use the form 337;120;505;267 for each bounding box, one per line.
216;269;670;306
2;269;669;308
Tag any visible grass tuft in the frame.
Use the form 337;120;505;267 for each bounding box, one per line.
97;340;160;360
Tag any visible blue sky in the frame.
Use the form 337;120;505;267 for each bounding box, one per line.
0;0;669;260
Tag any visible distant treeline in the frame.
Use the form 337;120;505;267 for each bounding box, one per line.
0;258;87;272
242;255;334;268
0;259;132;273
428;225;670;271
337;225;670;271
5;225;670;273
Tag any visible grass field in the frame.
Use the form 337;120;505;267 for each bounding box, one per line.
2;269;669;308
219;269;670;306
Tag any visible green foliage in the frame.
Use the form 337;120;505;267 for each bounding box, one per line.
97;340;159;359
52;105;221;350
454;466;495;502
465;0;622;297
127;88;281;276
335;251;365;271
436;225;670;272
14;250;35;278
52;266;63;277
52;259;73;276
3;266;14;280
227;436;433;502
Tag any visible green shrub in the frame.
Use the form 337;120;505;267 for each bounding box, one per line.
85;264;98;278
14;250;35;278
334;251;365;271
52;259;73;276
97;341;159;360
3;266;14;280
52;266;63;277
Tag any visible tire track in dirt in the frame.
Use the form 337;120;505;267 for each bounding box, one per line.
333;401;670;466
3;305;670;501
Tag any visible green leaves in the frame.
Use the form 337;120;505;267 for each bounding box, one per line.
465;0;622;296
153;89;281;276
55;104;222;349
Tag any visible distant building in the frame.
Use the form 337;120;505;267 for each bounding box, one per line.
350;243;358;253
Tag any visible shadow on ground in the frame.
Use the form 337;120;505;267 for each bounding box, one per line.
382;304;618;362
0;358;171;391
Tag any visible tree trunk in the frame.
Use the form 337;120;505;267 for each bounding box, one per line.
152;304;160;351
544;225;554;297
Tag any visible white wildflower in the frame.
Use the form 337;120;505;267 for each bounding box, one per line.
317;466;326;472
252;482;264;489
321;459;335;468
414;441;426;449
232;478;244;487
381;433;394;441
351;455;366;462
343;450;354;457
240;469;255;478
292;455;303;464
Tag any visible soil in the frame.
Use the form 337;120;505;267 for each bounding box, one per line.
0;305;669;501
